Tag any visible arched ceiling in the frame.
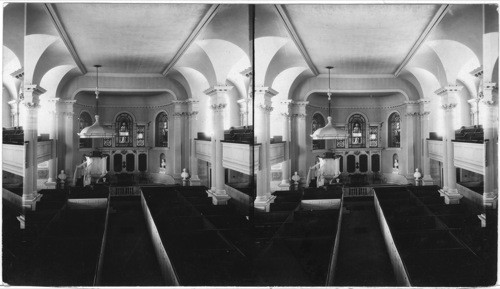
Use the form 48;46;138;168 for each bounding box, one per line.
52;3;213;74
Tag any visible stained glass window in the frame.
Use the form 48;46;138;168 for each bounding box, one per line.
156;112;169;147
389;112;401;147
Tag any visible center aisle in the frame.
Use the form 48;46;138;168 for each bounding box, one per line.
99;196;164;286
333;197;397;286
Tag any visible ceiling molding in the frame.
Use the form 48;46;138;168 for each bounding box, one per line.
162;4;221;76
274;4;319;76
317;73;396;79
394;4;449;77
85;72;165;78
43;4;86;74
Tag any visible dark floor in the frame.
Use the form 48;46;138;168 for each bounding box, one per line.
99;196;163;286
334;197;397;286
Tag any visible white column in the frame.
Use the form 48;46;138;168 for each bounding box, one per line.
22;84;46;210
420;99;433;185
237;98;252;127
205;86;232;205
254;87;277;212
187;99;201;186
436;85;463;204
172;101;186;181
45;98;59;186
58;100;76;182
481;82;498;208
290;101;309;186
278;100;292;190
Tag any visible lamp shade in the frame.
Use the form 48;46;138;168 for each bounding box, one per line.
310;116;348;140
78;115;115;138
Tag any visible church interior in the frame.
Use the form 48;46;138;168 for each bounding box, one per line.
2;3;498;287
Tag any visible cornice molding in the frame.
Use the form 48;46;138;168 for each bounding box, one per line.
434;85;464;95
274;4;319;76
74;102;171;109
10;68;24;79
394;4;449;76
255;86;278;97
240;67;252;78
306;103;406;110
317;73;395;79
470;66;483;78
204;85;234;96
162;4;221;75
44;4;86;74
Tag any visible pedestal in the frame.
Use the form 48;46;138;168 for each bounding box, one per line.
254;195;276;212
443;189;463;204
206;189;231;205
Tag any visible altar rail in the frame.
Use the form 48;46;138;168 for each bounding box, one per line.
109;186;141;196
343;187;374;197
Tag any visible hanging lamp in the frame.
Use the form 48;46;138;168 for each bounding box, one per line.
78;65;116;138
310;66;348;140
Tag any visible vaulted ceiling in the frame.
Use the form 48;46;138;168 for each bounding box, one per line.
280;4;444;75
52;3;213;74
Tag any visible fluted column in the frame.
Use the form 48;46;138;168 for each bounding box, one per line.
420;99;433;185
278;100;292;190
404;102;419;180
237;98;252;126
172;101;186;180
436;85;463;204
8;99;21;127
205;86;232;205
187;99;201;186
58;100;76;182
254;87;277;212
22;84;46;210
481;82;498;208
290;101;308;186
45;98;59;186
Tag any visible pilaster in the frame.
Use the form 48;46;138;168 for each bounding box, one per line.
45;98;60;186
419;99;433;185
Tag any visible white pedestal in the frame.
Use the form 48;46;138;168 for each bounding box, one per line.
254;195;276;212
444;189;463;205
206;189;231;205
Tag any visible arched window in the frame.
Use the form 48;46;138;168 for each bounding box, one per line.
79;111;93;148
156;112;169;147
388;112;401;147
348;114;366;148
115;113;133;147
312;113;326;150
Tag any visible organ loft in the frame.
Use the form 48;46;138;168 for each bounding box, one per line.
2;2;498;287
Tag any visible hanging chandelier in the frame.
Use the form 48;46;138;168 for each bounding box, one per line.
78;65;116;139
311;66;348;140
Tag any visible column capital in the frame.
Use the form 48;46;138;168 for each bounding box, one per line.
62;111;75;119
482;82;497;105
441;103;457;111
290;100;309;107
291;113;307;119
470;66;483;78
240;67;252;78
10;68;24;79
8;99;21;108
254;86;278;98
434;85;464;95
210;103;227;113
204;85;233;96
405;112;420;118
23;84;46;108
